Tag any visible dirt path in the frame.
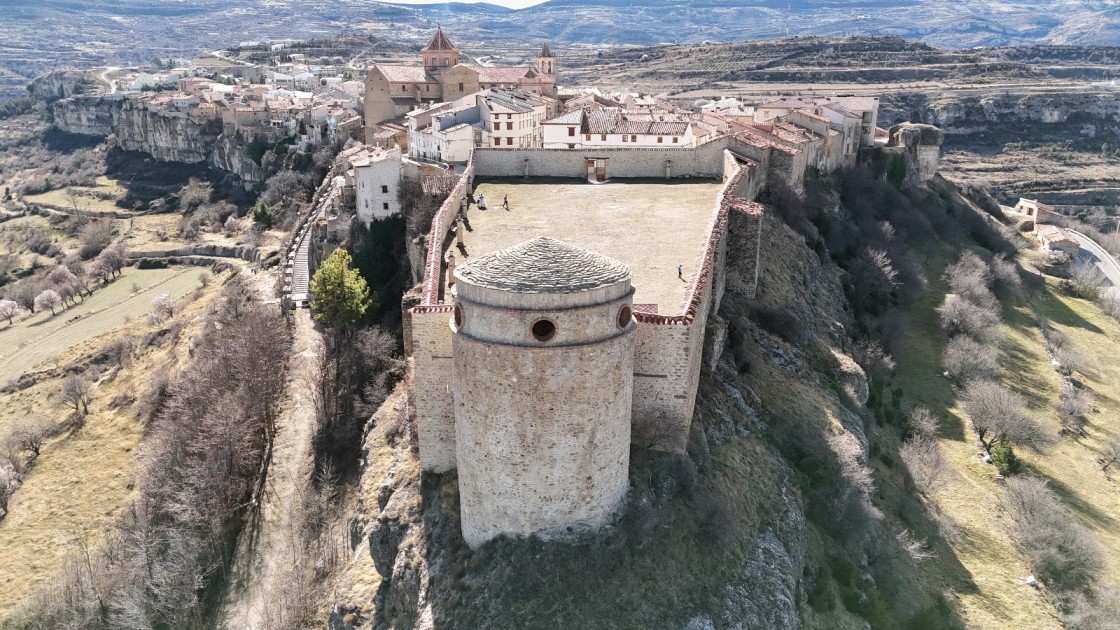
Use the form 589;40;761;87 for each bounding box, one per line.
219;308;321;628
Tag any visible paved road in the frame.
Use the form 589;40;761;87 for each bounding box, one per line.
1068;228;1120;300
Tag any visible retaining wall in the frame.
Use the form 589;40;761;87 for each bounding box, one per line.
473;143;727;180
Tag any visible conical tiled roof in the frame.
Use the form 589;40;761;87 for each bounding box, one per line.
423;26;456;52
455;237;630;294
540;41;552;57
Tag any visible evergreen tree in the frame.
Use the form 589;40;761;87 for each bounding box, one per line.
310;249;373;329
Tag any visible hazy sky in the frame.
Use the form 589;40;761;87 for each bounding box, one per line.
386;0;549;9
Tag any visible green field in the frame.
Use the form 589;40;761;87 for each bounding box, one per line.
0;267;201;383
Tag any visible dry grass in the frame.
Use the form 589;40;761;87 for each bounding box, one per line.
23;177;128;216
0;270;229;616
0;266;202;387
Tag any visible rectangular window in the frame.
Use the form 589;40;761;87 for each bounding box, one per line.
383;202;389;210
568;127;575;136
601;134;606;141
507;122;513;130
506;137;513;145
568;143;575;149
507;114;512;120
402;85;407;92
458;82;464;91
672;137;679;143
494;138;501;146
631;135;636;142
425;85;429;92
584;134;591;141
657;136;663;143
381;185;388;193
622;135;628;142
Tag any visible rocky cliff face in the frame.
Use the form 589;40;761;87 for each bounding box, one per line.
28;70;101;102
112;101;221;164
51;95;264;183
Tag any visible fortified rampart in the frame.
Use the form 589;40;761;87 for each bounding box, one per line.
403;127;937;545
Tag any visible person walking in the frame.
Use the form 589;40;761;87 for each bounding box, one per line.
503;194;509;211
677;264;683;279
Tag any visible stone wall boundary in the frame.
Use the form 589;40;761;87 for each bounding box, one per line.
419;156;474;306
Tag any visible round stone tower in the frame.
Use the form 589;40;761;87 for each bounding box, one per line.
451;237;636;548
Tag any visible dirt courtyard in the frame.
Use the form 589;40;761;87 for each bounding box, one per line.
456;179;723;313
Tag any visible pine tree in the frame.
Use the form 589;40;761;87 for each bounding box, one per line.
310;249;373;329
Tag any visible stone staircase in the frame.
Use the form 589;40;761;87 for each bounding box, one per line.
281;173;343;308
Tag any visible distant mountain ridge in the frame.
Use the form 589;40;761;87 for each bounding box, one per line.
2;0;1118;101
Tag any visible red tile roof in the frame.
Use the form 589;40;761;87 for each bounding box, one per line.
375;65;433;83
423;27;456;52
473;65;531;84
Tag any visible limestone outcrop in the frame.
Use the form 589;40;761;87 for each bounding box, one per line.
50;95;265;183
887;122;944;184
28;69;101;102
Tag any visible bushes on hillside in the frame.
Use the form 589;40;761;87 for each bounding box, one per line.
941;335;1000;384
1002;476;1103;592
962;379;1055;454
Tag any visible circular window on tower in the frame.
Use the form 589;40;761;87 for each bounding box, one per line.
453;304;463;329
531;318;557;343
617;305;632;329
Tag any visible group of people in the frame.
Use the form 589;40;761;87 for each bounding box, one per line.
473;193;510;211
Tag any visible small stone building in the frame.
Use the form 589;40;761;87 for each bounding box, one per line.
450;237;635;547
1035;224;1080;255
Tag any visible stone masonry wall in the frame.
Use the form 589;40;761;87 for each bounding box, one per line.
410;306;457;472
630;164;742;452
454;330;633;547
473;143;727;180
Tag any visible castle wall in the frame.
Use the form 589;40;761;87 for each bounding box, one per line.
473;143;727;179
629;165;741;451
411;306;457;472
454;321;633;547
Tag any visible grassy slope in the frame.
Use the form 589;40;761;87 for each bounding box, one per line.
0;271;227;616
887;230;1120;627
0;266;202;387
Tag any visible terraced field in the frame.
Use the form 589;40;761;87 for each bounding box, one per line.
0;266;201;384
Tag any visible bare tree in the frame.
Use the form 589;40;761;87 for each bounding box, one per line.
13;420;49;459
60;375;92;415
909;406;941;440
942;335;1000;384
962;380;1055;453
1100;436;1120;471
1064;260;1104;300
901;435;948;496
1002;475;1104;591
34;288;62;315
1057;383;1093;437
939;297;1001;341
895;527;936;563
0;298;21;324
1053;343;1088;378
95;243;126;278
151;293;176;320
989;255;1022;292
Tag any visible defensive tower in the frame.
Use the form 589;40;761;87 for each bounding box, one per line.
450;237;636;547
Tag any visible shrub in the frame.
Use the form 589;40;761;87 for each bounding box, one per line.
1002;476;1104;591
77;219;113;260
941;335;1000;383
990;434;1019;475
939;297;1000;341
750;306;803;344
1057;383;1092;436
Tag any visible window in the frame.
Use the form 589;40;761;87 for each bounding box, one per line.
568;143;575;149
672;137;679;143
657;136;663;143
506;137;513;145
453;304;463;328
458;82;464;91
601;134;606;141
443;57;449;66
507;114;512;120
425;85;429;92
507;122;513;130
381;185;388;193
568;127;575;137
631;135;636;142
617;305;632;329
531;319;556;342
622;135;628;142
401;85;407;92
584;134;591;141
494;138;501;146
383;202;389;210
